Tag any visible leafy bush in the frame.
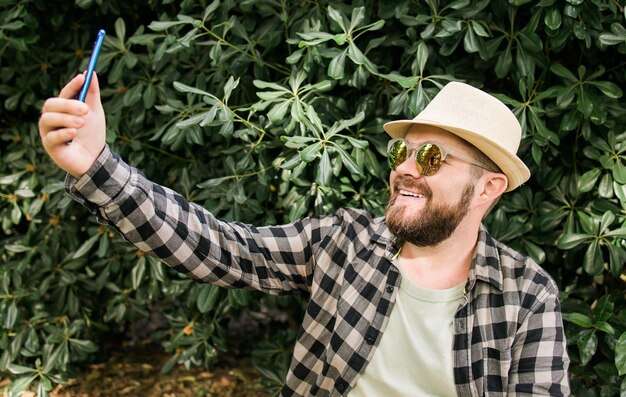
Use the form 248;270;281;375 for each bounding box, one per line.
2;0;626;395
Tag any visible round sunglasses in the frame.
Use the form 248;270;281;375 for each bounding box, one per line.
386;138;491;176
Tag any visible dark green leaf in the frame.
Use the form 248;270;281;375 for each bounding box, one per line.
196;285;221;313
328;50;347;80
300;141;323;163
564;312;593;328
584;240;603;275
556;233;590;249
578;168;601;193
317;149;332;186
131;257;146;290
71;234;100;259
10;375;36;396
616;332;626;376
578;330;598;366
613;161;626;184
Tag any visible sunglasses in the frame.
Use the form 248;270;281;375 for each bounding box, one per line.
386;138;490;176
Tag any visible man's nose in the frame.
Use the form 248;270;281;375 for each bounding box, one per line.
394;149;423;178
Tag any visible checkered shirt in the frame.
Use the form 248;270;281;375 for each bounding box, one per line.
66;146;570;396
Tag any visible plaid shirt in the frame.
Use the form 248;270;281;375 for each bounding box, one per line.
66;146;570;396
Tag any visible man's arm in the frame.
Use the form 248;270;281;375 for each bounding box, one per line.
65;145;336;295
508;290;570;396
41;72;333;295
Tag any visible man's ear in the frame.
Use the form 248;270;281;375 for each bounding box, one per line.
476;173;508;207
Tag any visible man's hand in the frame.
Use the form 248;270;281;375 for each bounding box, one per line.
39;72;106;179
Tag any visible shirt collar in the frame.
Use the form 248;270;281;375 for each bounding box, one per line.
469;224;503;291
370;216;401;260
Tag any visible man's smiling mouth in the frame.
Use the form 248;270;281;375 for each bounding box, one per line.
398;189;426;198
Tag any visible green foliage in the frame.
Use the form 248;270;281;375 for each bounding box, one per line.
2;0;626;394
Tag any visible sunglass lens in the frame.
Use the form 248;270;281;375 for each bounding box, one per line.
388;139;408;170
416;143;442;176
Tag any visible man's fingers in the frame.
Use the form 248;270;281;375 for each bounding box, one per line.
59;74;86;99
41;97;88;114
42;128;77;146
39;111;85;136
89;72;101;98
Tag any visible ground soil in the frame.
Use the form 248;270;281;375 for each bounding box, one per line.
55;348;268;397
1;344;270;397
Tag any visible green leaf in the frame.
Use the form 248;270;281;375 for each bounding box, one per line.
578;330;598;366
348;7;366;32
72;233;100;259
223;76;239;103
256;91;288;101
584;240;604;275
605;227;626;238
616;332;626;376
599;211;615;233
328;49;347;80
69;338;98;354
173;81;212;97
0;170;26;185
495;47;512;78
297;32;334;46
327;5;347;31
282;135;316;149
10;375;36;396
0;21;25;30
556;86;575;109
589;81;623;99
299;141;323;163
594;295;614;322
556;232;590;249
114;17;126;40
196;285;221;313
607;244;626;276
316;149;332;186
594;321;615;335
131;257;146;290
227;289;251;309
613;160;626;184
7;363;36;375
333;145;364;178
267;100;292;124
202;0;221;21
463;28;479;53
564;312;593;328
551;64;577;82
345;136;369;150
148;20;191;32
577;168;601;193
544;7;562;30
253;80;290;91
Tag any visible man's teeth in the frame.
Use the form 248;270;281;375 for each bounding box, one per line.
399;190;425;198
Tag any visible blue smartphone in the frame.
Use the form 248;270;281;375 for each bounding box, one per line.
78;29;106;102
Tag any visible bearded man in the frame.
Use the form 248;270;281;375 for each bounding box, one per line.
40;75;570;396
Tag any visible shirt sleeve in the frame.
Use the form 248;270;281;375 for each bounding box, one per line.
65;145;338;295
507;287;571;396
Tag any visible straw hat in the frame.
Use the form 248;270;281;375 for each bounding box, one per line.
383;82;530;192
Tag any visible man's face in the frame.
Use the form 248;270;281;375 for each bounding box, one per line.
385;126;480;247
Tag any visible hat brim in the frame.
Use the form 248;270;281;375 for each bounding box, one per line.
384;119;530;192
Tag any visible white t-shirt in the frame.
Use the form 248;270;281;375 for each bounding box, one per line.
349;266;465;396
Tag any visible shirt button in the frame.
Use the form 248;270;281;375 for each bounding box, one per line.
366;336;375;345
386;285;394;293
336;381;346;392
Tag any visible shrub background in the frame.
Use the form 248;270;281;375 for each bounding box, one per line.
2;0;626;395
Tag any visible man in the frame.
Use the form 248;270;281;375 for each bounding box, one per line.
39;74;570;396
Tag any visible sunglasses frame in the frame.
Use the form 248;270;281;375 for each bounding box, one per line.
386;138;492;176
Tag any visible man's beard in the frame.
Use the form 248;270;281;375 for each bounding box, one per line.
385;176;475;247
